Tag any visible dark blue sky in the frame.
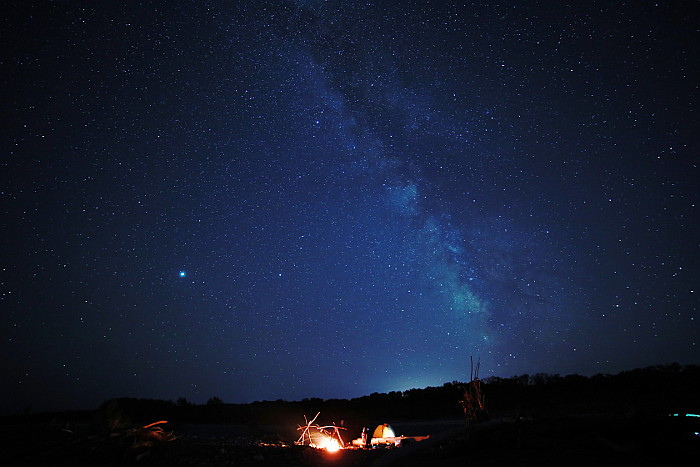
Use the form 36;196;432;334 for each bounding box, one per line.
2;0;698;414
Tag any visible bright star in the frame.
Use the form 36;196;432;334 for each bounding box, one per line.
179;271;186;278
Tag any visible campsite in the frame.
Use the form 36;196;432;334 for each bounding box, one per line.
2;365;699;466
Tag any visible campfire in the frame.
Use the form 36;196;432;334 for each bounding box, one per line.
295;412;346;452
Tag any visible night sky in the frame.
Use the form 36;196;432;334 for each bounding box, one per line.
2;0;698;414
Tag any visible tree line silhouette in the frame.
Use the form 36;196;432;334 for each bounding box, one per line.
6;364;698;430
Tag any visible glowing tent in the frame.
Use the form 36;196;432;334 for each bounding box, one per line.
372;424;395;439
352;423;429;447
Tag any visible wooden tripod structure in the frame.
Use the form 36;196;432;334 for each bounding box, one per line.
295;412;346;449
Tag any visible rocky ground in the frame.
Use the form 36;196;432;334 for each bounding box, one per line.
3;413;698;466
391;413;700;466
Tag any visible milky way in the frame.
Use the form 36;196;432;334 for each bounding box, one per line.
2;0;697;413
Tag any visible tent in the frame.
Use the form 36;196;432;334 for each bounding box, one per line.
372;423;395;439
351;423;429;447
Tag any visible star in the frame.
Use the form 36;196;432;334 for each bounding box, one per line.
1;0;696;414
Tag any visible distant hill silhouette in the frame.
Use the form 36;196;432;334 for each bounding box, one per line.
4;364;699;431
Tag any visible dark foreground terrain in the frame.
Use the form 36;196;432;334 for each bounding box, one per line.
4;365;699;465
2;412;698;466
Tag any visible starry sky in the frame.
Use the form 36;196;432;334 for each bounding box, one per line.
2;0;698;414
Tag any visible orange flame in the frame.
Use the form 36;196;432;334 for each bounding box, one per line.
316;435;342;452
